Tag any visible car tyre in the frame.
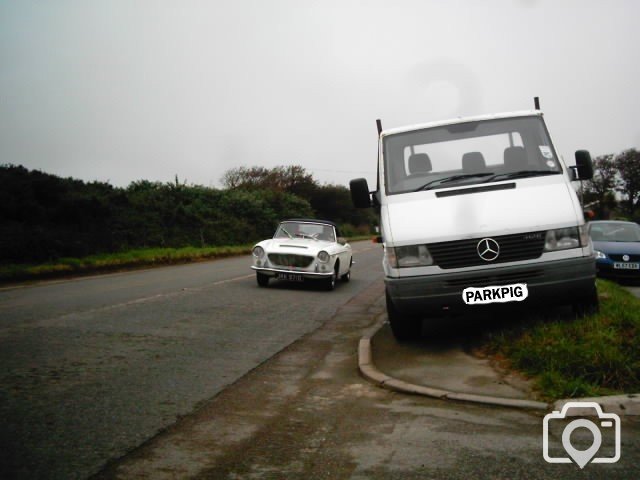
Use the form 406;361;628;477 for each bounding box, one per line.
572;284;599;317
256;272;270;287
326;264;338;291
386;290;421;341
341;257;352;282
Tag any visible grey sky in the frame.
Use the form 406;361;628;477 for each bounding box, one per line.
1;0;638;189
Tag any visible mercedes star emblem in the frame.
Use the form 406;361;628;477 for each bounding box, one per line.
477;238;500;262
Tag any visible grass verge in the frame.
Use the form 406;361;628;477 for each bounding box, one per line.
0;236;374;285
0;245;253;284
483;279;640;400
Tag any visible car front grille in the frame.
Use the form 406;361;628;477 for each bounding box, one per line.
268;254;314;268
608;254;640;262
428;231;546;269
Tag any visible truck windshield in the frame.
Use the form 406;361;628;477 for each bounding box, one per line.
383;115;562;195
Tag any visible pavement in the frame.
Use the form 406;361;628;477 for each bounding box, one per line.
359;286;640;415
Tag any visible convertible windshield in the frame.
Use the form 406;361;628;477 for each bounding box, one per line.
274;222;336;242
589;222;640;242
383;115;563;194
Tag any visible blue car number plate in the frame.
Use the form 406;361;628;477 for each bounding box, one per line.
614;262;639;270
276;272;304;282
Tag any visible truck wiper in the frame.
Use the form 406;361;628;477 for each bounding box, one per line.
484;170;559;182
414;173;495;192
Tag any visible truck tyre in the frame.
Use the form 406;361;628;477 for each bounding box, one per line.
386;290;421;341
572;284;599;317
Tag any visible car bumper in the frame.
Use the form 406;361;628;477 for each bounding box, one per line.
595;260;640;279
251;266;334;278
386;257;596;315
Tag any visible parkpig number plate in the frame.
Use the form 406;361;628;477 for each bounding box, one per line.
463;283;529;305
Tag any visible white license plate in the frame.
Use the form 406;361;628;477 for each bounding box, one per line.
463;283;529;305
614;262;639;270
276;272;304;282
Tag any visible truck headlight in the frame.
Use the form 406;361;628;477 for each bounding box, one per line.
386;245;434;268
544;227;581;251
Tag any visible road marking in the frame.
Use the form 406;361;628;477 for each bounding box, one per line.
122;273;255;305
209;274;254;286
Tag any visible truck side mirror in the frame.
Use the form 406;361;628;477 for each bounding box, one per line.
350;178;372;208
575;150;594;180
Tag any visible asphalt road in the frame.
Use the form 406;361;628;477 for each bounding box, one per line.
94;275;640;480
0;240;385;480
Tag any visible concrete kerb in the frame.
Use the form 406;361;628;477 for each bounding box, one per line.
358;316;549;411
553;394;640;416
359;317;640;415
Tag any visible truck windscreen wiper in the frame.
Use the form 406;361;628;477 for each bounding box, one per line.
414;173;495;192
484;170;560;182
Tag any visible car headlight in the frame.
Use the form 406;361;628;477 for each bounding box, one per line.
317;251;330;263
252;246;265;258
386;245;434;268
594;250;607;260
544;227;581;251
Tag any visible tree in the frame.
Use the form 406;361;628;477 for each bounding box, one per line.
615;148;640;217
583;154;618;219
221;165;317;197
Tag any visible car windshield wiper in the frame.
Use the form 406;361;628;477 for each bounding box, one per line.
294;232;315;240
280;227;294;239
414;173;495;192
485;170;559;182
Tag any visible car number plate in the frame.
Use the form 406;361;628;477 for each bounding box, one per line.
614;262;639;270
276;272;304;282
462;283;528;305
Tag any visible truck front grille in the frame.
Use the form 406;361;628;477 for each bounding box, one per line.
429;231;546;269
445;269;545;288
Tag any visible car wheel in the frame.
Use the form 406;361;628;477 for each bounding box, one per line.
341;257;352;282
256;272;269;287
572;284;599;317
386;290;421;341
326;265;338;291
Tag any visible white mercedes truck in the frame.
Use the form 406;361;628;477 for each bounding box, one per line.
350;100;598;340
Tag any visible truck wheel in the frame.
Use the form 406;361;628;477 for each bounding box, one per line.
386;290;421;341
256;273;269;287
572;284;599;317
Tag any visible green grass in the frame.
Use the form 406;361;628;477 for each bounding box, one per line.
0;245;253;283
0;236;374;284
484;279;640;400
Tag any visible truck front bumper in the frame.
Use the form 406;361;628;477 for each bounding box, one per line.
385;257;596;315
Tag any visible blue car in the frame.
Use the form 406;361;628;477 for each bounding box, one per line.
588;220;640;281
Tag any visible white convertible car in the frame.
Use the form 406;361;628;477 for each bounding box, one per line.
251;219;353;290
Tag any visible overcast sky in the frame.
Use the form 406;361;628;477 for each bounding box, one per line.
1;0;638;189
